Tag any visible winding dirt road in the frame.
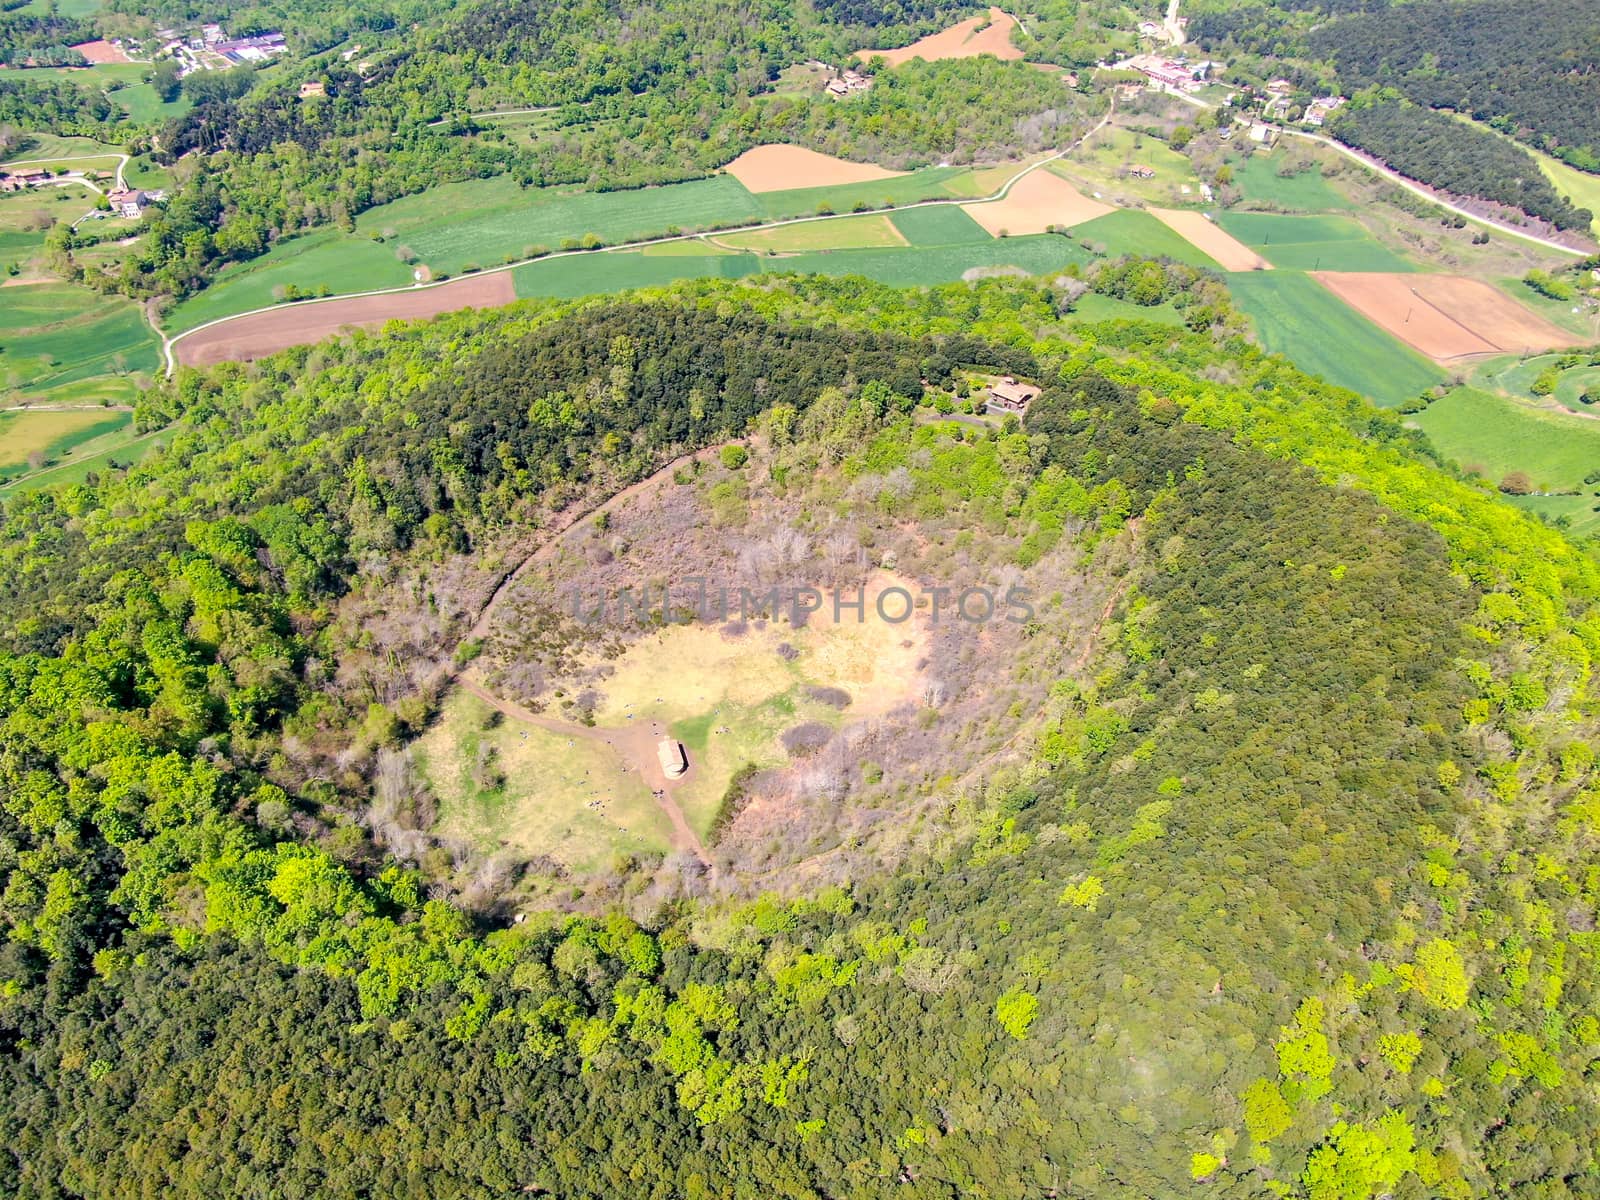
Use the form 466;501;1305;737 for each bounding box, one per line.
444;446;724;862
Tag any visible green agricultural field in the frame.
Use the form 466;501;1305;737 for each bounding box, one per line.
1228;151;1352;211
519;230;1087;300
719;213;906;252
514;249;760;298
357;174;764;275
1071;209;1220;268
638;238;739;256
759;232;1089;287
14;0;107;17
1410;387;1600;537
163;230;416;332
417;691;677;872
751;165;986;221
1055;124;1203;206
1226;270;1445;407
2;134;125;164
0;62;148;87
0;283;95;333
115;83;191;125
1474;352;1600;414
0;423;161;496
1216;212;1415;272
890;203;993;245
0;407;131;481
0;283;159;395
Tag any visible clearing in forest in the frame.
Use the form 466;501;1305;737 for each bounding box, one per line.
1148;208;1270;271
0;408;131;480
173;272;516;366
425;575;931;867
721;144;906;194
962;170;1111;236
418;690;675;873
858;7;1025;66
70;39;131;63
583;580;929;837
1312;272;1584;363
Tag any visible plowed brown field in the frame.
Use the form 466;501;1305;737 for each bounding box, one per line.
173;273;517;366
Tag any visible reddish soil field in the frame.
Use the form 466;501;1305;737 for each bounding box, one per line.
71;40;132;64
963;169;1111;236
722;144;905;193
1312;272;1583;362
1149;208;1270;271
859;7;1024;67
174;273;517;366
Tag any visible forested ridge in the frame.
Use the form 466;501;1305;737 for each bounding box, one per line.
1327;97;1593;231
0;273;1598;1196
1306;0;1600;171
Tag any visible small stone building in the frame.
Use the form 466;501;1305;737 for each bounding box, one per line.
658;738;687;778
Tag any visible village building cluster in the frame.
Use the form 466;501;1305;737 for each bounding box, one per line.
1124;54;1218;96
149;23;289;75
826;68;872;98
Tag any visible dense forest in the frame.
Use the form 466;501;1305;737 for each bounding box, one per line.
1328;97;1593;231
1;272;1598;1196
1307;0;1600;171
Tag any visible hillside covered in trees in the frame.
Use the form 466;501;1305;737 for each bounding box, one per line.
1307;0;1600;171
1187;0;1600;225
1328;98;1593;231
1;273;1598;1197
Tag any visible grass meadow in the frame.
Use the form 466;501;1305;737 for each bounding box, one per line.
1216;212;1415;272
0;408;130;479
1410;387;1600;537
1071;209;1220;268
1;283;160;393
1228;151;1353;212
418;691;675;872
1226;270;1445;407
719;213;906;252
889;203;993;245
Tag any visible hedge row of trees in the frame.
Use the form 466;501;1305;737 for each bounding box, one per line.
1328;96;1593;230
